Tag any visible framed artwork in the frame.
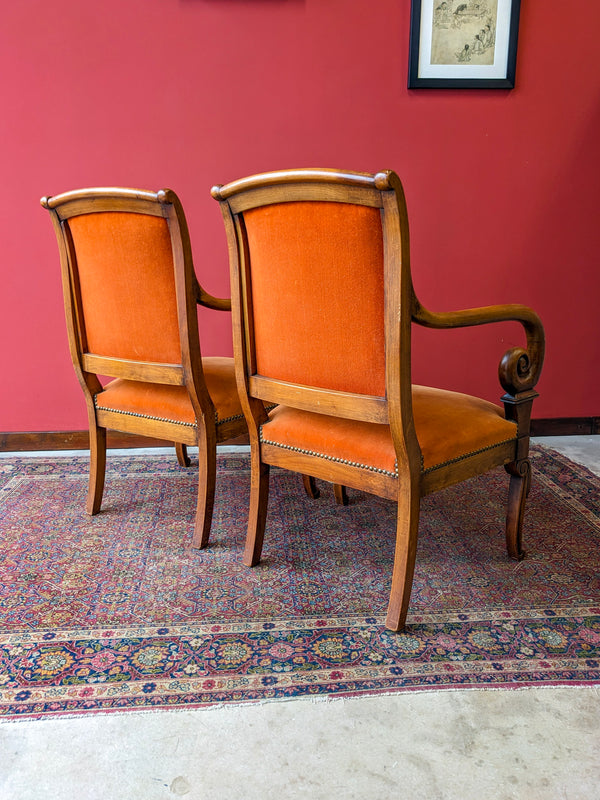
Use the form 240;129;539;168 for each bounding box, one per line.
408;0;521;89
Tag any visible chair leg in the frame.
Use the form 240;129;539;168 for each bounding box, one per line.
385;485;420;632
302;477;348;505
86;424;106;516
243;454;270;567
191;426;217;549
175;443;190;468
505;459;531;561
302;474;320;499
333;484;349;506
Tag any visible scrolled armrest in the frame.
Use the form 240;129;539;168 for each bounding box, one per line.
412;299;545;395
194;277;231;312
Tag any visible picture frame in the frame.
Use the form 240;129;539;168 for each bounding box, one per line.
408;0;521;89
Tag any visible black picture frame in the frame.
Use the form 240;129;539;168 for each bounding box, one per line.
408;0;521;89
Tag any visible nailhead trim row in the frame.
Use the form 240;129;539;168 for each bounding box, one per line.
260;426;517;478
422;437;517;474
259;428;399;478
217;402;275;427
94;395;277;431
94;398;197;428
216;412;245;426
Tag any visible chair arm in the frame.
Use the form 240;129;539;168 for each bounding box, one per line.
412;300;545;395
194;277;231;312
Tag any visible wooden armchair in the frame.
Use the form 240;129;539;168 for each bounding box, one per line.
211;168;545;632
41;187;248;547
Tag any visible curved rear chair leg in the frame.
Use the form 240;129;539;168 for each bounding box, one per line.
175;443;191;468
87;423;106;516
334;484;349;506
303;474;320;499
192;425;216;549
385;485;420;632
243;455;270;567
505;459;531;561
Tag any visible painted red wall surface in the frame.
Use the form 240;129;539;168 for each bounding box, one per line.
1;0;598;431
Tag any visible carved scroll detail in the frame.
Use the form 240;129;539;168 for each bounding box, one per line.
499;346;537;395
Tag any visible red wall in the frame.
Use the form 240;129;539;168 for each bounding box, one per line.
2;0;599;431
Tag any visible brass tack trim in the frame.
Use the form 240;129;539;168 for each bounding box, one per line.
94;395;252;429
260;425;517;478
259;428;398;478
423;437;517;474
217;402;274;427
94;398;196;428
216;412;245;426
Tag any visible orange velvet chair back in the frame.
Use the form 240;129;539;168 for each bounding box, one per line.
243;201;386;397
66;210;182;365
212;168;545;633
42;187;251;551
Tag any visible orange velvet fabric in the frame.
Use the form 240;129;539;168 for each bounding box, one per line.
68;212;182;364
95;357;243;426
202;356;245;423
243;201;386;397
260;386;517;476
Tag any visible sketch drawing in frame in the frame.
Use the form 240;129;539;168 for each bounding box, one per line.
408;0;521;88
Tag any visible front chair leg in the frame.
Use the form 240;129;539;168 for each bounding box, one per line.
505;459;531;561
385;484;420;632
87;423;106;515
175;442;191;468
192;426;217;549
244;456;270;567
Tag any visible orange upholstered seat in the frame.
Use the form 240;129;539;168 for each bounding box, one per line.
212;168;545;631
42;187;249;547
261;387;518;479
97;357;244;431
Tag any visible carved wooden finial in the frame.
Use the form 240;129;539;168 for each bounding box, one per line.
499;346;537;395
374;171;393;190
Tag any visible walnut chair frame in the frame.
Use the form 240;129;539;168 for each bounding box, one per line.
212;168;545;632
42;187;248;547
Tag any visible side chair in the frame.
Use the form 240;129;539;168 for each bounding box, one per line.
211;168;545;632
41;187;248;548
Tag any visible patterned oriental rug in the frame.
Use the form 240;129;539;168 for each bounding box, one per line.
0;446;599;720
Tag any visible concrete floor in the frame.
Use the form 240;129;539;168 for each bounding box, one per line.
1;437;599;799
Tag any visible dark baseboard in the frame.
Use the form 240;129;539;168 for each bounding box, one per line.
530;417;600;437
0;421;596;453
0;430;249;453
